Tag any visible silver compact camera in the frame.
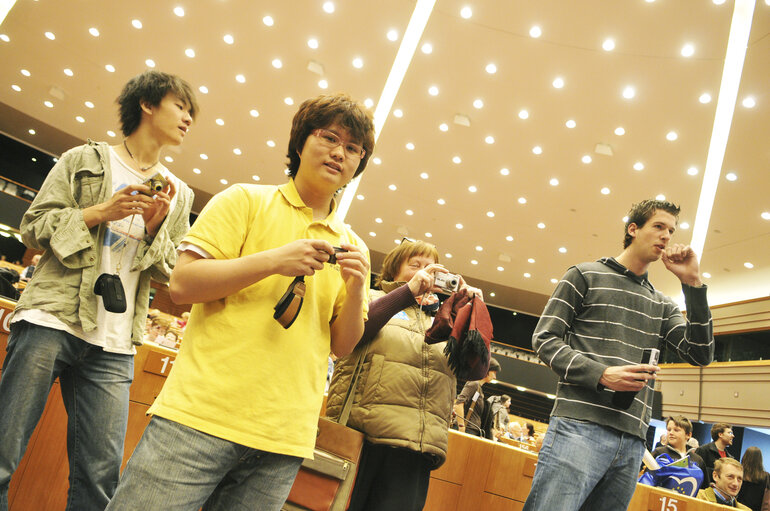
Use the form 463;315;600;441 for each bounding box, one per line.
434;272;460;293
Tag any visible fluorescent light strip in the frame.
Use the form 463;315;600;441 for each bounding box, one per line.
690;0;755;259
337;0;436;221
0;0;17;25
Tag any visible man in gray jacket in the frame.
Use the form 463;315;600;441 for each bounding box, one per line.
523;199;714;511
0;70;197;511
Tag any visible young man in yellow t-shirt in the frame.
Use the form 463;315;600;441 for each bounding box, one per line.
107;94;374;511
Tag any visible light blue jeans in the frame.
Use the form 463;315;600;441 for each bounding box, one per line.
106;416;303;511
522;416;645;511
0;321;133;511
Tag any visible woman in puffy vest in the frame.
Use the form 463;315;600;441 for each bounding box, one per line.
326;239;479;511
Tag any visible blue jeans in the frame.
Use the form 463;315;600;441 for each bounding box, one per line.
522;416;644;511
106;416;303;511
0;321;133;511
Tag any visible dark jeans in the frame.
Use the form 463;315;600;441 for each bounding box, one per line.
348;441;432;511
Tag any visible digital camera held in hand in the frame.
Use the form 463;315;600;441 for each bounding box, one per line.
141;172;169;196
327;247;347;265
434;271;460;293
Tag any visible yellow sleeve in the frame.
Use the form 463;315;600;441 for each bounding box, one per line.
182;185;253;260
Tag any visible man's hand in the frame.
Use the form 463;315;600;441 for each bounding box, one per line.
143;179;177;237
599;364;659;392
334;242;370;300
271;239;335;277
83;184;154;228
662;243;702;287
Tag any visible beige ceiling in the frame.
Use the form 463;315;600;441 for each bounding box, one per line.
0;0;768;316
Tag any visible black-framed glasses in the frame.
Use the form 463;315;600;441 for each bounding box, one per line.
312;129;366;159
273;276;306;329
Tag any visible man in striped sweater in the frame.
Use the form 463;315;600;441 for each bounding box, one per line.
522;200;714;511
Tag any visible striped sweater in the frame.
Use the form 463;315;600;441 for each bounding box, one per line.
533;257;714;439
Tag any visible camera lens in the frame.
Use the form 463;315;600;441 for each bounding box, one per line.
152;180;163;191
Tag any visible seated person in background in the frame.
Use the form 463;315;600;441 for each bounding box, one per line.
698;458;751;509
650;415;708;488
687;436;699;452
737;447;770;511
522;422;536;442
489;394;511;440
655;433;668;450
696;422;735;486
20;254;41;281
143;317;168;344
506;421;524;441
158;328;180;349
454;358;501;438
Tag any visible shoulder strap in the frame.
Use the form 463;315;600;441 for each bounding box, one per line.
337;345;369;426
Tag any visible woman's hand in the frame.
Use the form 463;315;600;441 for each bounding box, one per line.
407;263;446;298
458;275;484;301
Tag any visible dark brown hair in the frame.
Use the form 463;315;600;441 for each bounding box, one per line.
623;199;681;248
666;415;693;436
116;70;198;136
711;423;732;442
286;93;374;178
740;446;766;483
376;239;438;287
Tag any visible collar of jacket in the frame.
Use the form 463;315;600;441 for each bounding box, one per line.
599;256;655;292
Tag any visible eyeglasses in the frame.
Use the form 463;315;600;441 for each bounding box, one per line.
312;129;366;160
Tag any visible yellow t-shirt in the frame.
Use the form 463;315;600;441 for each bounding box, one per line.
148;180;370;458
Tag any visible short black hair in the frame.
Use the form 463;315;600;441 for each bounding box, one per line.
116;70;198;136
623;199;681;248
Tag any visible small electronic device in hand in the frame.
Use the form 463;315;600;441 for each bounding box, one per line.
326;247;346;265
94;273;127;313
140;172;169;196
434;272;460;293
611;347;660;409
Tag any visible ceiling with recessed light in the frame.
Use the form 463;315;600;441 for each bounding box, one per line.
0;0;768;315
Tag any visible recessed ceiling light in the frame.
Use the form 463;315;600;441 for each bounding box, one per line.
369;231;376;237
500;168;510;176
456;223;463;229
518;197;527;204
582;155;592;164
132;19;143;29
529;25;542;38
224;34;234;44
527;258;535;264
460;6;472;18
439;123;448;132
687;166;698;175
428;85;439;96
388;184;397;191
549;178;559;186
680;222;690;229
485;63;497;74
322;2;335;14
537;222;546;229
185;48;195;58
702;272;711;278
725;172;737;181
656;194;666;201
565;119;576;128
487;211;495;218
107;130;116;137
615;127;625;136
666;131;678;141
11;84;21;92
215;118;224;126
364;98;374;108
63;68;73;76
233;148;242;155
421;42;433;54
475;246;483;252
760;211;770;220
173;6;185;17
602;38;615;51
550;278;558;284
532;145;542;154
452;156;461;164
437;198;445;205
406;142;415;150
200;154;208;160
20;69;30;76
497;267;504;272
699;93;712;104
307;38;318;49
0;34;8;42
742;96;756;108
31;157;36;162
744;262;754;269
375;217;383;223
634;161;645;171
473;98;484;109
75;116;85;123
393;108;403;118
164;156;173;163
506;235;514;241
420;172;429;179
220;179;228;185
518;109;529;119
372;157;381;165
552;77;565;89
622;216;629;223
44;100;54;108
145;59;156;68
445;253;452;258
523;273;531;278
318;79;328;89
559;247;567;253
485;136;495;144
272;58;282;69
28;129;36;135
405;209;413;215
713;0;726;4
192;167;201;174
471;260;478;265
681;43;695;57
284;97;294;105
199;85;208;94
386;29;398;41
263;15;274;26
622;86;636;99
601;187;610;195
468;185;477;193
45;31;55;40
84;101;94;108
89;27;100;37
352;57;363;68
